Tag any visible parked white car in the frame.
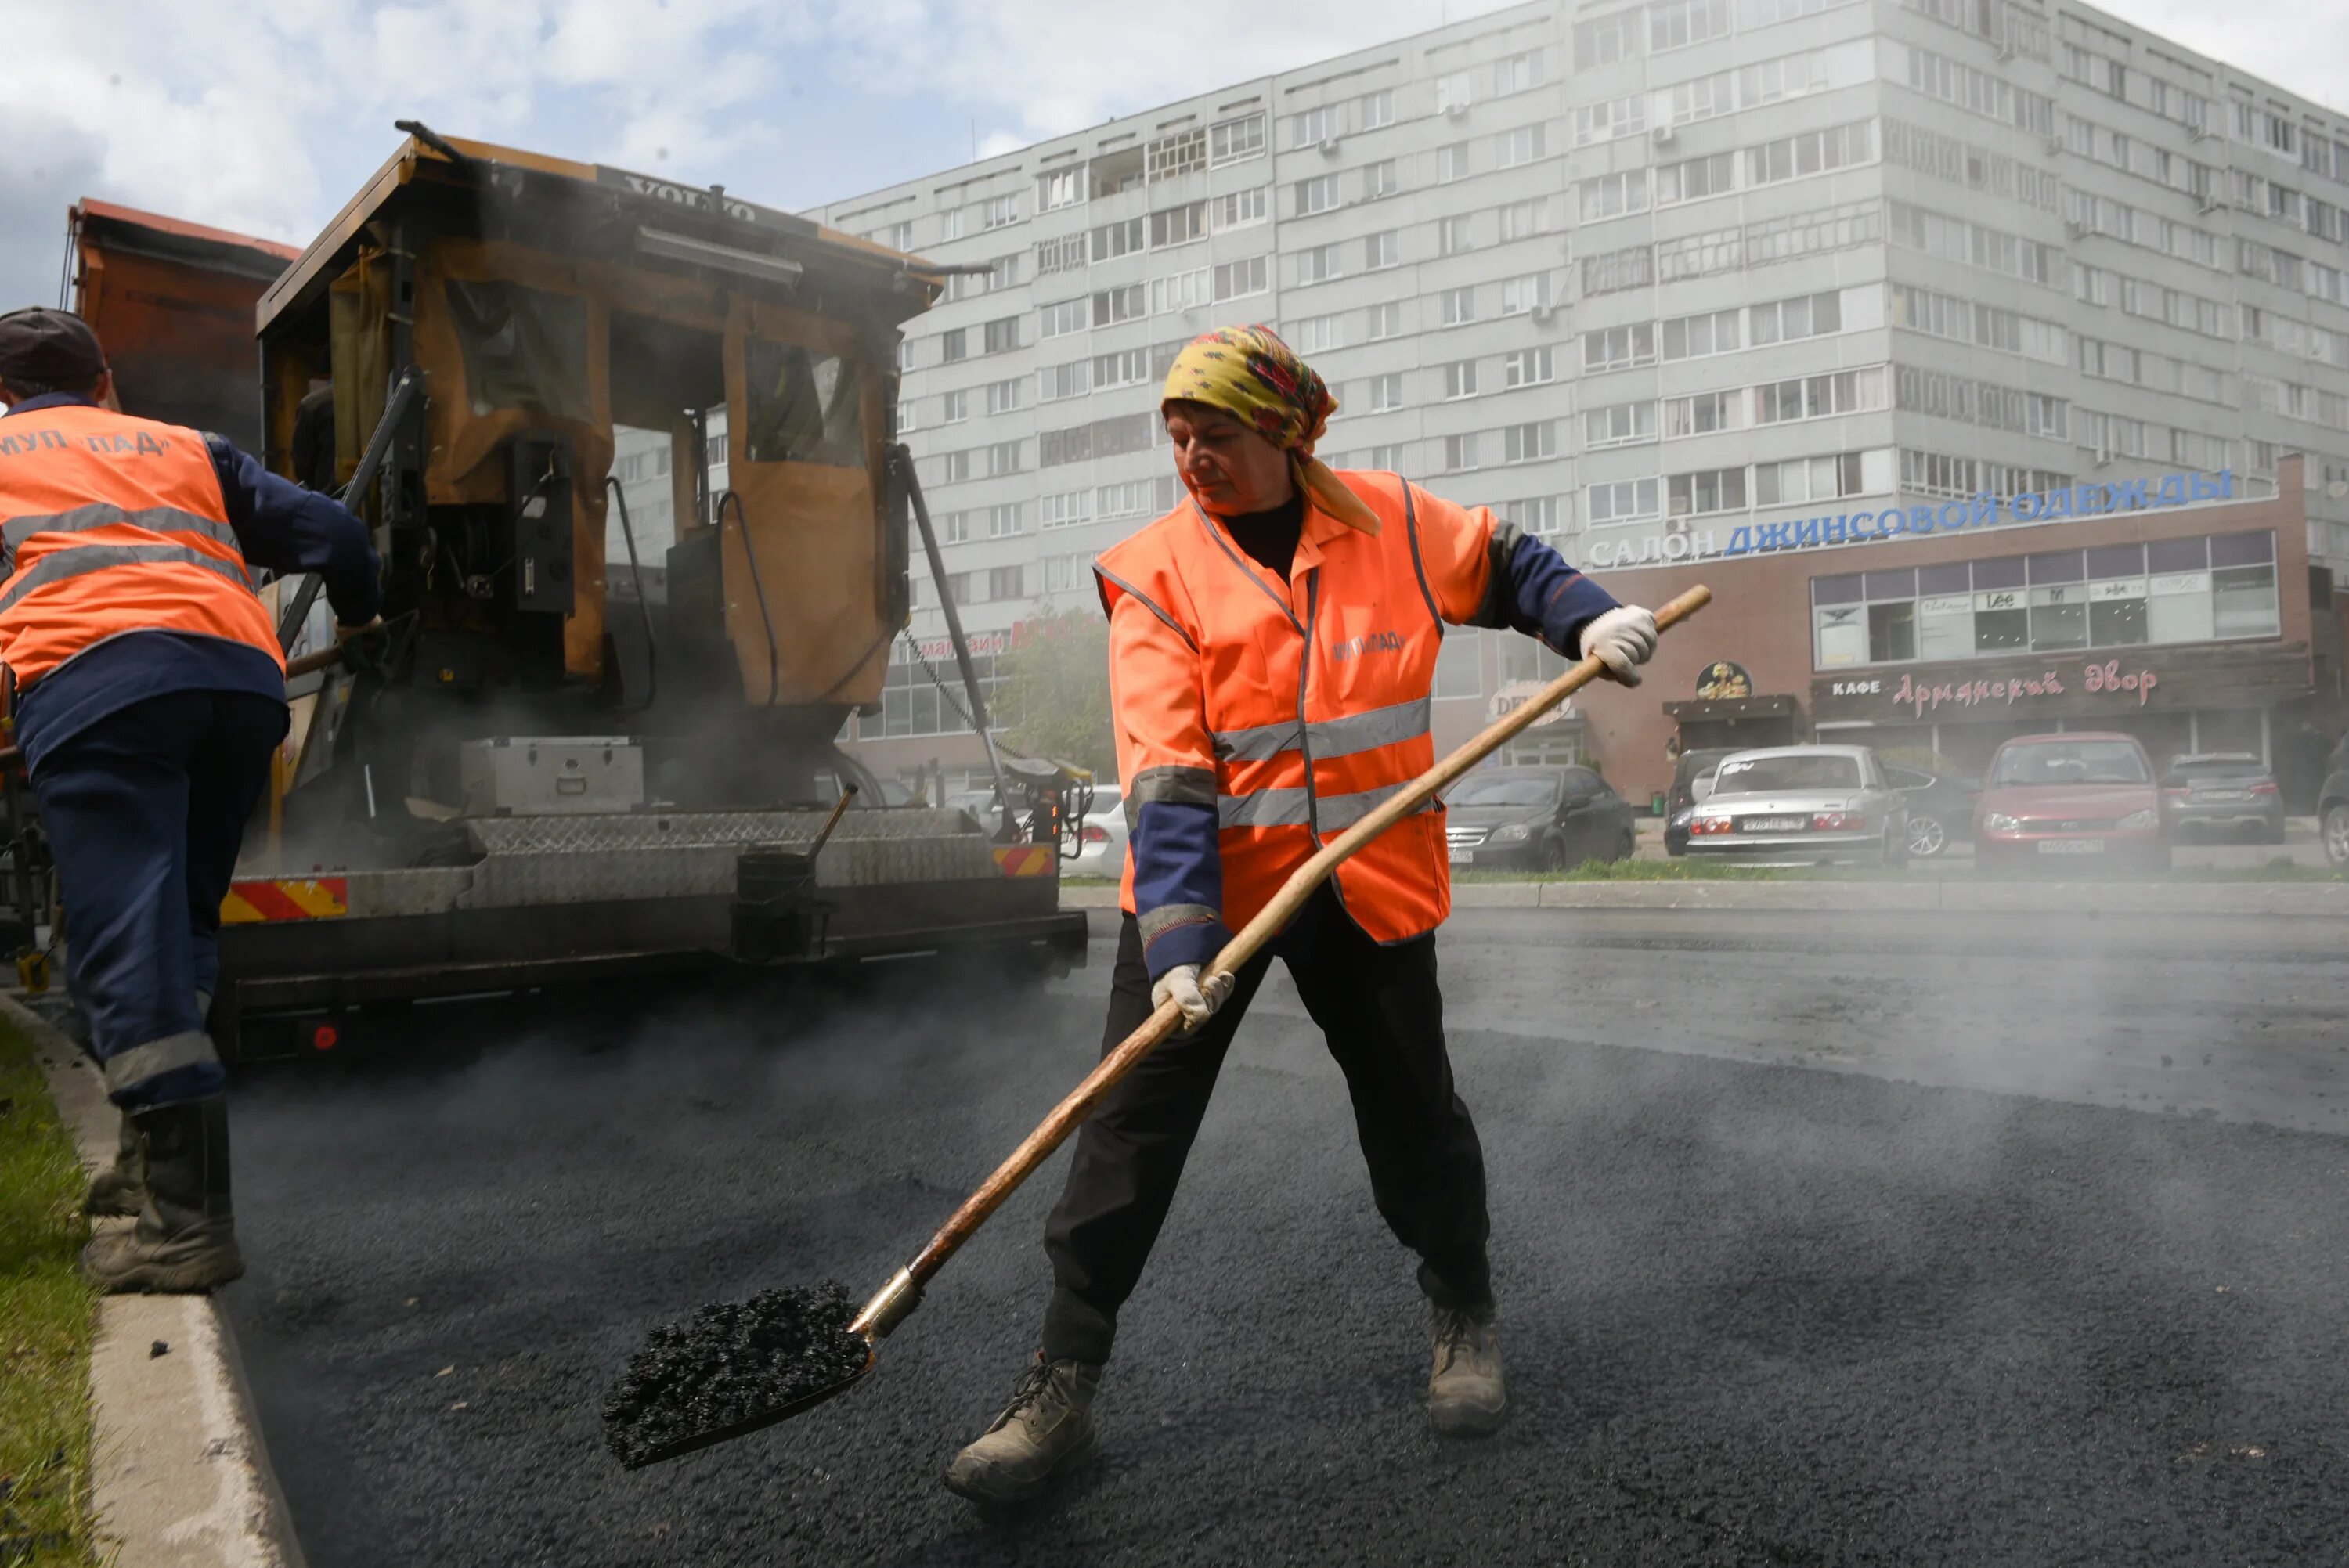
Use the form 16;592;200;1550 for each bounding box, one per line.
1069;791;1128;878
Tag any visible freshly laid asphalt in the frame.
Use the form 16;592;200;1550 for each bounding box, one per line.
222;908;2349;1566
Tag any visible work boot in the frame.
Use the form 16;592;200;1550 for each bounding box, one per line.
80;1096;244;1294
944;1354;1103;1504
1427;1302;1507;1436
83;1108;148;1219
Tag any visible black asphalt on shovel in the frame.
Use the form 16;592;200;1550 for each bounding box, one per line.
603;585;1713;1468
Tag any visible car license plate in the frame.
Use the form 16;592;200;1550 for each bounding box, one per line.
2037;838;2105;855
2199;789;2248;802
1448;848;1474;865
1744;816;1805;832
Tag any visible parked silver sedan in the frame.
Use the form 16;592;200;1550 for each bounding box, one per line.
1683;744;1911;867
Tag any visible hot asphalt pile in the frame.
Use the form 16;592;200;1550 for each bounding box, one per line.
218;915;2349;1566
603;1281;868;1468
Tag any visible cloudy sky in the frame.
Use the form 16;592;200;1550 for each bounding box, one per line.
4;0;2344;308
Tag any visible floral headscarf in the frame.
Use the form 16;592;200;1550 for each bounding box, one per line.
1161;324;1383;535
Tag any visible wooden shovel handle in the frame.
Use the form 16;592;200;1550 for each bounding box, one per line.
900;584;1712;1289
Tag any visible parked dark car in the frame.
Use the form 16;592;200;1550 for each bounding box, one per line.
1663;747;1737;857
1975;732;2168;872
2160;752;2286;843
1445;766;1637;871
1883;764;1980;859
2325;736;2349;869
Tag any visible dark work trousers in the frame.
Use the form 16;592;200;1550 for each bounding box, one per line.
30;690;285;1108
1041;885;1491;1365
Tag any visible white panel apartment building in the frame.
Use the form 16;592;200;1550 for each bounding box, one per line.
807;0;2349;764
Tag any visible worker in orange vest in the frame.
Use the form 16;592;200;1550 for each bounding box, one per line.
0;308;381;1292
946;326;1655;1502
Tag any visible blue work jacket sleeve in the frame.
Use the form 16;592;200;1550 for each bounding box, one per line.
1103;582;1231;981
205;435;384;627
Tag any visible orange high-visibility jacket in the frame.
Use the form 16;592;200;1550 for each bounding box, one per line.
0;402;282;689
1096;470;1617;976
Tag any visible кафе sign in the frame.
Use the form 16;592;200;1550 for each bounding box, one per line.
1810;642;2313;724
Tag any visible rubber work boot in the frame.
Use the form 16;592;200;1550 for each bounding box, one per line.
1427;1303;1507;1436
944;1354;1103;1504
83;1108;148;1219
81;1096;245;1294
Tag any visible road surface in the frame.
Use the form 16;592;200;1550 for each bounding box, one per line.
222;908;2349;1566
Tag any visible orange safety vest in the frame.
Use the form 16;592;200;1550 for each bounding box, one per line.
0;402;281;688
1099;470;1496;947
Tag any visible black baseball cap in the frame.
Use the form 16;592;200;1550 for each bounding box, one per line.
0;308;108;391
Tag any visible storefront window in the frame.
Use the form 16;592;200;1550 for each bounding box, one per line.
744;339;866;467
1810;531;2279;668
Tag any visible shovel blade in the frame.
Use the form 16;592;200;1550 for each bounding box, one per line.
615;1346;876;1469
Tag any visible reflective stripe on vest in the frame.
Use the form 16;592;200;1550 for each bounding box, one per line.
1;503;242;574
1211;696;1431;765
1217;779;1438;833
0;539;253;616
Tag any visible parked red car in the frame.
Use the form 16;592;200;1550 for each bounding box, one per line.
1974;732;2170;872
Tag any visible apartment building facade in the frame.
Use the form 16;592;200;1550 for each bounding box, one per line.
798;0;2349;791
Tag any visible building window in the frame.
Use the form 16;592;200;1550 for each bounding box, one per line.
1661;308;1741;361
1360;88;1396;129
1091;216;1144;260
1752;368;1884;424
1213;256;1269;302
1150;201;1207;248
1037;168;1082;212
1745;121;1876;186
1579;171;1650;221
1211;113;1266;166
989;564;1025;602
1293;313;1345;355
1504;421;1557;463
1588;478;1661;524
1438;142;1470;182
1748;290;1842;345
940;207;965;242
1362;160;1399;201
1212;187;1269;232
940;328;969;363
1585;323;1657;370
1440;287;1477;326
982;193;1019;230
1668;465;1747;517
1499;274;1550;316
1753;451;1862;505
983;316;1020;354
1662;390;1744;438
1146;128;1207;182
1575;9;1641;68
986;441;1023;477
1369;372;1404;412
1575;94;1647;146
1039;359;1090;401
1444;433;1483;471
1438;215;1474;257
1296;175;1340;216
940;510;971;543
1041;491;1089;529
1498;496;1563;535
1648;0;1730;52
1364;231;1402;271
1491;51;1545;96
1585;401;1657;448
1504;347;1555;387
1150;269;1210;316
1367;443;1408;470
1434;70;1476;114
1298;243;1346;285
1291;104;1343;150
987;503;1024;537
1442;360;1480;400
1092;285;1145;326
1497;199;1546;241
1369;302;1404;341
985;377;1023;416
1498;124;1546;169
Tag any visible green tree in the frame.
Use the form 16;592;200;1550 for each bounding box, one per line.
999;609;1117;780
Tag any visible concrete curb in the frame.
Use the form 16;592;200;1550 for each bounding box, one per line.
1059;880;2349;915
9;994;305;1568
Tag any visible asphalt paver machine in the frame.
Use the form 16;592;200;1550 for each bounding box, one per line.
31;131;1089;1054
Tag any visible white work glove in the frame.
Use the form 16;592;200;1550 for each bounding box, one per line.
1150;963;1234;1033
1580;605;1658;687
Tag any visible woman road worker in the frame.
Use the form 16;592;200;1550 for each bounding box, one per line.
944;326;1657;1504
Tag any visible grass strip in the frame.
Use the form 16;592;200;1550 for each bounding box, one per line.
0;1011;99;1567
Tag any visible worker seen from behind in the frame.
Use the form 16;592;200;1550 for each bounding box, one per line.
0;308;381;1292
945;326;1656;1502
